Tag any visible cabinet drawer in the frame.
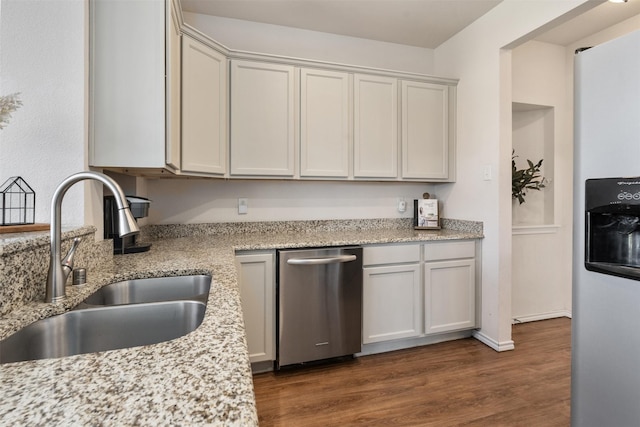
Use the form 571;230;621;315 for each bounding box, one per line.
424;240;475;261
363;244;420;266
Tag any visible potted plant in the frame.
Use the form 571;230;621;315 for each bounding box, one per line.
512;149;545;204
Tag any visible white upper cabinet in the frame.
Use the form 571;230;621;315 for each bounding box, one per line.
300;69;351;178
90;7;457;182
401;81;450;180
181;35;227;176
354;74;398;179
230;60;296;177
166;1;181;170
90;0;177;170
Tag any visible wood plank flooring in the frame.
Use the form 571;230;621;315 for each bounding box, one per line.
253;317;571;426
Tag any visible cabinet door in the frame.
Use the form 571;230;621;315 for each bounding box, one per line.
235;253;275;363
181;36;227;175
363;264;421;344
401;81;449;179
230;60;295;176
90;0;166;168
424;259;475;334
354;74;398;178
300;68;350;178
165;0;181;170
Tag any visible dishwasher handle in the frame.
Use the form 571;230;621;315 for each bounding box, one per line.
286;254;357;265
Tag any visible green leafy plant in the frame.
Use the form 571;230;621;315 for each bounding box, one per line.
512;150;545;205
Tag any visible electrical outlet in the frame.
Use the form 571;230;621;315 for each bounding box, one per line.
238;198;248;215
397;198;407;213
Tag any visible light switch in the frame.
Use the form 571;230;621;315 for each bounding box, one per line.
483;165;492;181
238;198;248;214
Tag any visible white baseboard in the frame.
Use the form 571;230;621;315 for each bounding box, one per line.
472;312;572;352
358;330;473;357
512;310;572;324
472;330;515;352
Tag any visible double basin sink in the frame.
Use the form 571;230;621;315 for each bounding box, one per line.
0;275;212;364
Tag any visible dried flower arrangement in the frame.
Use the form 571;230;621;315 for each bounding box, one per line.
0;93;23;130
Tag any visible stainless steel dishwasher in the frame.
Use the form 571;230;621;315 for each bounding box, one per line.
277;246;362;369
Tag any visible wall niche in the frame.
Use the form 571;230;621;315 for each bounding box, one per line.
512;102;554;226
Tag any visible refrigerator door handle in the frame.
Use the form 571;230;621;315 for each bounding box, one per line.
286;255;357;265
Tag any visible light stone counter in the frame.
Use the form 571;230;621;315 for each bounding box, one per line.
0;220;482;426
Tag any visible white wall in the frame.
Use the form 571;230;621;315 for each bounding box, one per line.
147;12;437;224
433;0;590;350
509;9;640;325
148;179;427;224
511;40;573;322
182;13;435;75
0;0;88;227
510;11;640;323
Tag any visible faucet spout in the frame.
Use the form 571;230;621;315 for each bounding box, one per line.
45;171;139;303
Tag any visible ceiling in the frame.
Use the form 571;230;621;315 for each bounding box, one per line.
536;0;640;46
180;0;503;48
180;0;640;49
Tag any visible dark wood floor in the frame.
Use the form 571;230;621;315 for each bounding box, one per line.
253;317;571;426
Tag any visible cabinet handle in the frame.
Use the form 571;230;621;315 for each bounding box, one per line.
286;255;357;265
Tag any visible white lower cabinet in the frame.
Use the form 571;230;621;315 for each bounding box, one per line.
235;252;275;364
363;263;421;343
235;240;477;367
424;258;476;334
424;241;476;334
362;244;421;344
362;240;477;349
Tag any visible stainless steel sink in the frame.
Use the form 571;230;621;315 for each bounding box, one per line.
81;275;211;306
0;300;206;364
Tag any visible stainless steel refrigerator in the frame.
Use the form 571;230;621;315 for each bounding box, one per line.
573;30;640;426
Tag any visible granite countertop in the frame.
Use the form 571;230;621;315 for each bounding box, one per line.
0;224;482;426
